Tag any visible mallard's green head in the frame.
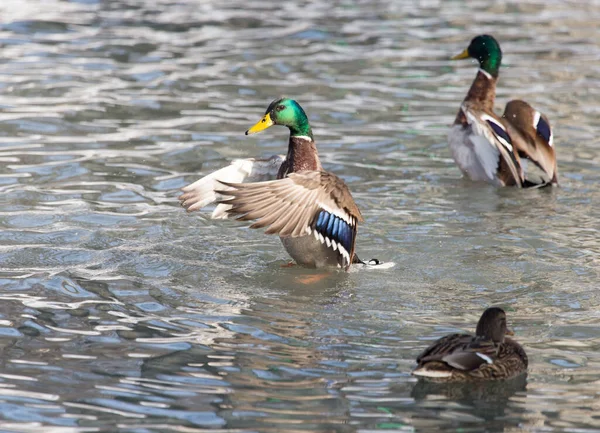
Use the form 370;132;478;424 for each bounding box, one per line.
452;35;502;77
476;307;512;342
246;98;313;139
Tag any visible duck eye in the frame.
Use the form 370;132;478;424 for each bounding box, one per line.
276;105;285;111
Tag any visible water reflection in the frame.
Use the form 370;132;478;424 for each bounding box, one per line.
411;375;527;431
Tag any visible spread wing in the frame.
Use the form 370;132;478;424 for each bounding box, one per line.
179;155;285;218
502;100;558;186
462;104;524;187
217;170;363;267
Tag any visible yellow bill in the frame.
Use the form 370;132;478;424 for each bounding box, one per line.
451;48;470;60
246;113;274;135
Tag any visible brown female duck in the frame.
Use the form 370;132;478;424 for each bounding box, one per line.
413;307;528;382
448;35;558;187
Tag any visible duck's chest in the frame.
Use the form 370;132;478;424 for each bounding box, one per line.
278;137;322;178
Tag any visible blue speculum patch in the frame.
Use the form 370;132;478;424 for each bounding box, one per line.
536;117;552;144
486;119;512;145
314;210;353;254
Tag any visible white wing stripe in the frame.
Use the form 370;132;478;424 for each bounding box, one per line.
476;353;493;364
533;110;541;129
337;245;350;266
317;202;352;226
479;113;514;152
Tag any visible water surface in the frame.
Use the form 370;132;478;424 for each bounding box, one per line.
0;0;600;432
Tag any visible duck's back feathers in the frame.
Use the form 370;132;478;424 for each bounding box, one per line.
217;170;363;268
417;334;467;363
414;333;528;382
179;155;285;218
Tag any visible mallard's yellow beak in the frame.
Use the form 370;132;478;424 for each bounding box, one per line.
245;113;274;135
451;48;470;60
506;328;515;336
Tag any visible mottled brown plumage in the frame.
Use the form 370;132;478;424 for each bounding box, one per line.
413;307;528;382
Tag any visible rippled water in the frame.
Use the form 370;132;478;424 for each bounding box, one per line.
1;0;600;431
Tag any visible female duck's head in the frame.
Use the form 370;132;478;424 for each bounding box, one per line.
475;307;513;343
246;98;313;139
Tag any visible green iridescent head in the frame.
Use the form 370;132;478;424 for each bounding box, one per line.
246;98;313;139
452;34;502;77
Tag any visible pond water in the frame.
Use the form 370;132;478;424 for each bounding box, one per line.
1;0;600;432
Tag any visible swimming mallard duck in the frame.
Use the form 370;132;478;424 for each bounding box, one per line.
448;34;558;187
179;97;368;269
413;307;528;382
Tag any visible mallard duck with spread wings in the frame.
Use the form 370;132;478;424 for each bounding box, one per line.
180;98;373;270
449;35;558;187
